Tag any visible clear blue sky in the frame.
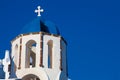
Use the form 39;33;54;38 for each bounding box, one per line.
0;0;120;80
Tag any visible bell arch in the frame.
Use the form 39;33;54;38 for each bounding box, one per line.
25;40;37;68
18;68;49;80
47;40;53;68
22;74;40;80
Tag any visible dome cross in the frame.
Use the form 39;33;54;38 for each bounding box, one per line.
35;6;44;17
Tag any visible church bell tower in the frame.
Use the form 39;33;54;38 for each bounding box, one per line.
10;6;68;80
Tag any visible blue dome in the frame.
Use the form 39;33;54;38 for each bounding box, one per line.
21;17;60;35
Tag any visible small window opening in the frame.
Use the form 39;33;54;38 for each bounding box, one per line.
47;40;53;68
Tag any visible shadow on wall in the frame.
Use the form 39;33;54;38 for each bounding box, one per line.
0;65;5;79
9;57;17;79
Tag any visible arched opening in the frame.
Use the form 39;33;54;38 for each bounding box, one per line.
22;74;40;80
47;40;53;68
14;44;18;71
25;40;37;68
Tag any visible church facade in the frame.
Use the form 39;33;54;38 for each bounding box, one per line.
0;6;68;80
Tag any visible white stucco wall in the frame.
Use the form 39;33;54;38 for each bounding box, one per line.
11;33;68;80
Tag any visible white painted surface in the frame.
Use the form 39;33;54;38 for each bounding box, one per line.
1;33;68;80
3;50;10;79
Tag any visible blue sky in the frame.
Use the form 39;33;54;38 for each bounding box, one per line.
0;0;120;80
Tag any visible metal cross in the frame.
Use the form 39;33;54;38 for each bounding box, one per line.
35;6;44;17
